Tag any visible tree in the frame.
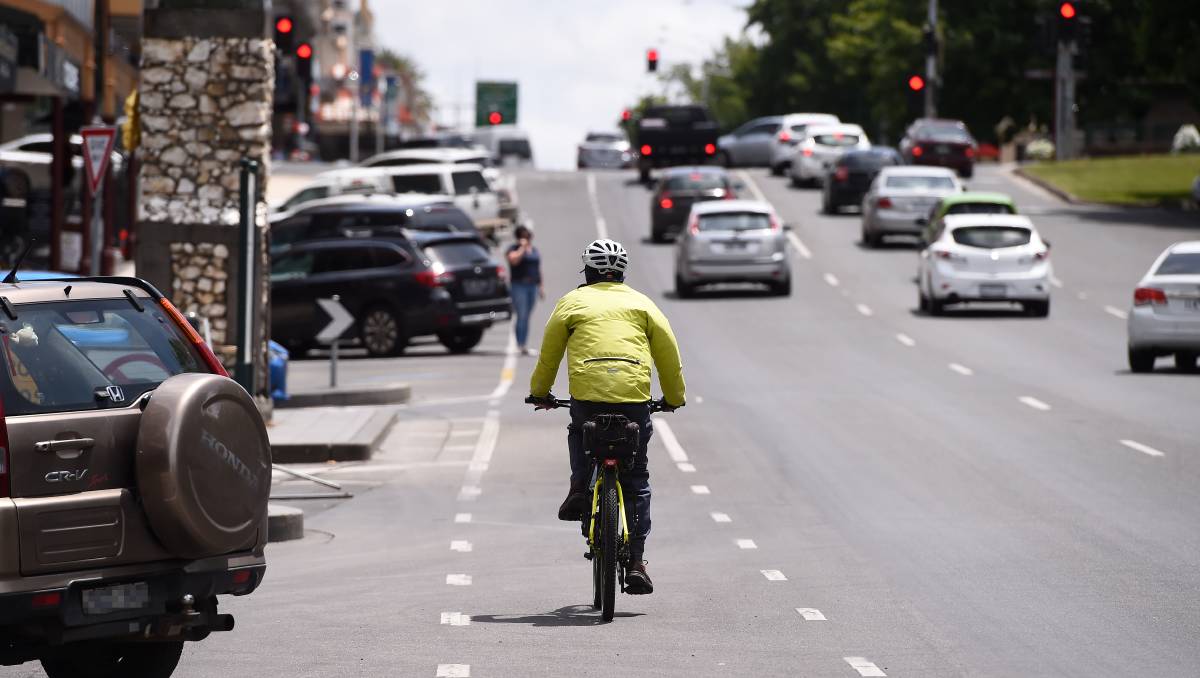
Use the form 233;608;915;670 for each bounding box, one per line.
376;49;434;131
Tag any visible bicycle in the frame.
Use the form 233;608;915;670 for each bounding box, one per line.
526;395;675;622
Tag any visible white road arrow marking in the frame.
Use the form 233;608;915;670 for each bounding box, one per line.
315;297;355;344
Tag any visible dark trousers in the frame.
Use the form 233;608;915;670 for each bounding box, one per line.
567;400;653;561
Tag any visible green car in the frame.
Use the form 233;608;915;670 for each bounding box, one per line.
920;192;1017;244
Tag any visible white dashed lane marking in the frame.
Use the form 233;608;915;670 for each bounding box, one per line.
445;574;472;586
796;608;827;621
457;485;482;501
761;569;787;581
855;303;874;317
824;273;840;287
1049;272;1064;288
1019;396;1052;411
735;539;758;550
436;664;471;677
787;231;813;259
895;333;915;347
654;417;688;463
948;363;974;376
711;512;732;523
690;485;711;495
677;462;697;473
1104;305;1129;320
440;612;471;626
844;657;886;677
1120;439;1165;458
586;173;609;239
450;541;473;553
454;513;472;524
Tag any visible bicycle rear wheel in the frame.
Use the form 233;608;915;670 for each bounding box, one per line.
601;467;619;622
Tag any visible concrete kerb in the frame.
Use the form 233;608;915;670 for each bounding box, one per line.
1012;165;1079;204
274;382;412;409
270;407;399;463
267;503;304;543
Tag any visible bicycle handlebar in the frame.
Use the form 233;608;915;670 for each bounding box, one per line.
525;395;680;413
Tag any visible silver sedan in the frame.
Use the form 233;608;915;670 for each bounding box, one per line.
1127;241;1200;372
577;132;633;169
860;166;963;247
674;200;791;297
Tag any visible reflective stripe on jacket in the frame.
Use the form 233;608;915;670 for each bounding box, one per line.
529;282;685;406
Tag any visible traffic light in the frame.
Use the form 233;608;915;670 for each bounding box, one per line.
488;111;503;125
295;42;313;89
296;42;312;60
621;109;631;122
647;49;658;73
1057;2;1077;41
908;74;925;92
274;15;294;52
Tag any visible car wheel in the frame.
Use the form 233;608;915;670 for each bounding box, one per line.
771;278;792;296
929;296;945;316
438;328;485;354
42;640;184;678
821;195;833;215
674;274;694;299
650;228;667;244
960;165;974;179
918;289;930;313
361;306;405;357
770;163;784;177
1128;347;1155;373
1175;351;1198;373
863;229;881;248
1024;300;1050;317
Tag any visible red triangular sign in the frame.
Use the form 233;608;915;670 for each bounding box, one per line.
80;126;117;196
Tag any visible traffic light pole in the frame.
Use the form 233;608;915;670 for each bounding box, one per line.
1054;38;1076;160
924;0;937;118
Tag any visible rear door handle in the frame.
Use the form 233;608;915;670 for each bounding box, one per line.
35;438;95;453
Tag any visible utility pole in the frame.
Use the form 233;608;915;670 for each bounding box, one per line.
924;0;937;118
348;4;359;163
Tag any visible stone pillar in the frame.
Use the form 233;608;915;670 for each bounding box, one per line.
135;0;272;400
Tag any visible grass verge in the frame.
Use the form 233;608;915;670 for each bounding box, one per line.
1022;154;1200;206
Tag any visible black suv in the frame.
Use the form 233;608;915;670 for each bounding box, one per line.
271;232;511;356
650;167;738;242
821;147;903;214
271;199;481;253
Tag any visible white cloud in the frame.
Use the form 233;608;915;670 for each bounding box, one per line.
371;0;749;169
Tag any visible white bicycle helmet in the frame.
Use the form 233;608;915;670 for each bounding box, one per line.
582;238;629;275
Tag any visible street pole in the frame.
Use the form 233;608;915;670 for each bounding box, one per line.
235;158;259;393
924;0;937;118
348;8;359;163
1054;38;1076;161
375;79;384;156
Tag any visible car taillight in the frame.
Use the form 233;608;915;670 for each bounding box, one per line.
416;269;455;288
777;130;791;143
803;148;813;157
911;145;924;157
495;265;507;282
659;195;674;209
724;189;736;200
31;592;61;609
704;143;716;155
834;166;849;182
640;144;652;156
1133;287;1167;306
877;197;893;209
934;249;955;260
687;215;700;235
965;146;975;158
160;297;228;377
769;215;781;231
1034;250;1049;261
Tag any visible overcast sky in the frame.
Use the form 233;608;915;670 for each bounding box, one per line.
371;0;751;169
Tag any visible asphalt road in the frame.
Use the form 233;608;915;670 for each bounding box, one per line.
6;164;1198;677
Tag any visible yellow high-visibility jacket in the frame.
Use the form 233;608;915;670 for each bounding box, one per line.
529;282;685;406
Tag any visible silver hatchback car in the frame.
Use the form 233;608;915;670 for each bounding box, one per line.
674;200;791;297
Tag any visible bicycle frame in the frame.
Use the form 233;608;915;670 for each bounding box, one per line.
587;461;631;550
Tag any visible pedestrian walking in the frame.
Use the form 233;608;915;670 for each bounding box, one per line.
507;225;543;355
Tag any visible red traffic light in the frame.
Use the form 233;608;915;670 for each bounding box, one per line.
647;49;658;62
908;75;925;91
621;109;631;121
296;43;312;59
488;111;503;125
275;16;293;34
1059;2;1076;19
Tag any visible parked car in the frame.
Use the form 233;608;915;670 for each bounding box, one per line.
717;116;782;167
634;105;721;183
768;113;841;175
861;166;964;247
674;200;790;297
650;166;739;243
917;214;1052;316
271;195;482;252
392;133;478;150
270;233;511;356
899;118;978;178
821;146;903;214
788;123;871;187
1126;241;1200;373
359;147;492;169
0;276;269;677
0;133;124;194
577;131;633;169
920;192;1018;245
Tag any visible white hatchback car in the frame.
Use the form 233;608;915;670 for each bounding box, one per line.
673;200;790;297
788;123;870;186
768;113;841;175
918;214;1052;316
1126;241;1200;372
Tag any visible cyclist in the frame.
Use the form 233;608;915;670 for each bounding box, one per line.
529;238;685;595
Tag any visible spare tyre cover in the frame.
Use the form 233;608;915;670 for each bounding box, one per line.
137;373;271;559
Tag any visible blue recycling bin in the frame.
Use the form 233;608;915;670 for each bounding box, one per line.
268;340;289;402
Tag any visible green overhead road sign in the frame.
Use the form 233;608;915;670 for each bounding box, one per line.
475;81;518;127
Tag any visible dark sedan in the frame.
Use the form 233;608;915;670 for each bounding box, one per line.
650;166;738;242
898;118;977;178
271;198;481;252
821;147;903;214
270;233;510;357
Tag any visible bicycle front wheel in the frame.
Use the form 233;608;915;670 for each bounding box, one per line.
601;467;619;622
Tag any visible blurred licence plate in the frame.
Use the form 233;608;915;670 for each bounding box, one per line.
1185;298;1200;310
935;144;950;154
980;284;1007;298
82;581;150;615
463;279;495;297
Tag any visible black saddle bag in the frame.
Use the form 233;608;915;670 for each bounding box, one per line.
582;414;641;462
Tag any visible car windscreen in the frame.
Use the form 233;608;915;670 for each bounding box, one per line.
371;158;431;167
697;212;772;232
1155;252;1200;275
451;171;491;195
665;174;727;192
843;152;897;169
409;206;477;233
0;298;207;415
644;106;710;126
886;175;957;190
422;241;492;267
391;174;444;194
586;134;624;143
945;202;1015;215
951;226;1032;248
498;139;532;158
813;133;860;147
915;125;973;143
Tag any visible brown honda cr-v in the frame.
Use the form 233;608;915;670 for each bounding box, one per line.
0;276;271;678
